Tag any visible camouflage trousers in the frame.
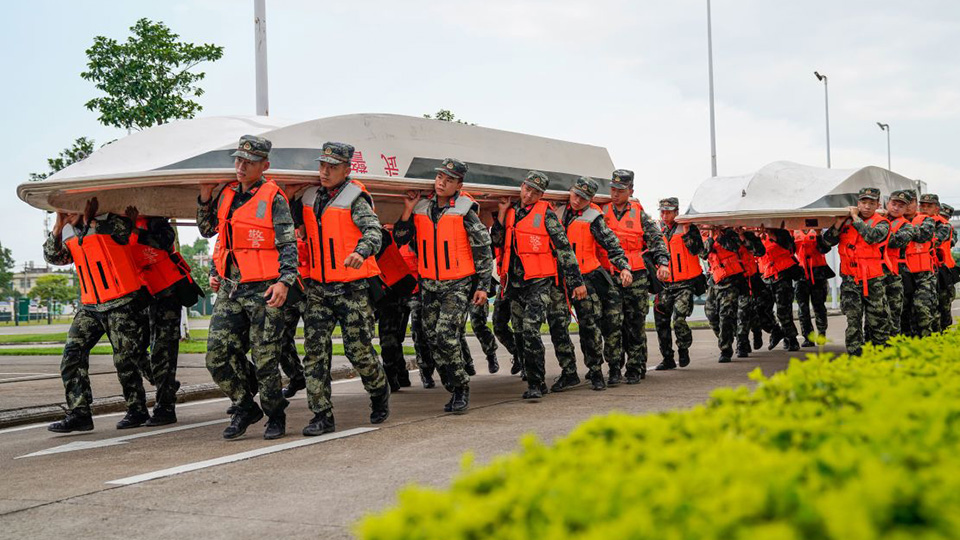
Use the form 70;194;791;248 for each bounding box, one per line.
146;295;183;406
705;282;740;357
506;279;554;387
654;283;696;360
206;292;287;417
751;278;780;336
938;279;955;332
280;293;306;383
618;272;650;376
883;273;904;336
595;275;625;375
769;278;799;339
567;280;613;378
840;275;888;355
547;282;578;372
303;282;387;414
377;292;409;384
421;279;473;392
62;303;149;415
794;278;828;341
492;294;518;359
404;293;432;371
460;300;498;366
910;271;938;337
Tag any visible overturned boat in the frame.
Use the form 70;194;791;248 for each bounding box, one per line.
17;113;615;223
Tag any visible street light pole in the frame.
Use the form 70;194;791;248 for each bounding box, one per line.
254;0;269;116
877;122;891;170
814;71;830;168
707;0;718;177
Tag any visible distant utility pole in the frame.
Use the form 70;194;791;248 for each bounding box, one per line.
877;122;891;170
255;0;269;116
814;71;831;168
706;0;718;177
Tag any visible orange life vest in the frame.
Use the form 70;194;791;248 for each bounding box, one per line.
301;180;381;284
707;240;745;283
602;201;646;271
838;213;889;295
663;226;702;283
377;232;415;288
793;230;828;283
560;204;603;275
738;246;759;278
412;194;477;281
296;237;311;280
63;221;144;305
883;217;909;276
212;181;284;284
904;214;934;274
500;200;558;282
758;234;798;280
931;215;956;269
129;217;192;296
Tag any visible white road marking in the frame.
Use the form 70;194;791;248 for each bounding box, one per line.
0;374;60;383
16;419;230;459
106;427;378;486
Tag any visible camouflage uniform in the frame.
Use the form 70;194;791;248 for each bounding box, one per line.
545;281;577;374
490;172;584;394
882;198;917;336
932;208;955;332
279;292;306;386
902;211;938;337
702;229;744;359
735;232;769;353
823;192;890;354
654;214;704;364
44;214;150;417
491;292;519;369
393;181;494;395
760;228;800;347
793;231;833;342
199;176;298;420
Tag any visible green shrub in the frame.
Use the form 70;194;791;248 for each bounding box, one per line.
357;330;960;539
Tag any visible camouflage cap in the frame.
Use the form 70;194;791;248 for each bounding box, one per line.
659;197;680;211
941;204;954;217
919;193;940;205
230;135;272;162
889;190;911;204
610;169;635;190
571;176;599;201
315;142;355;165
523;170;550;192
858;187;881;201
901;189;918;202
434;158;468;180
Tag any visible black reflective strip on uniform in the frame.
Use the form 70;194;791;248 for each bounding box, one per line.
676;253;683;274
309;242;316;269
96;262;110;290
77;267;88;294
444;241;451;269
328;238;336;269
422;240;429;269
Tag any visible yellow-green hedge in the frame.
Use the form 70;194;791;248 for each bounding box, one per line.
358;330;960;539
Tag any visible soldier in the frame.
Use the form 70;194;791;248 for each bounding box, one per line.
491;171;584;399
198;135;297;440
553;177;632;391
937;203;957;330
459;246;500;375
491;288;521;376
881;190;916;336
293;142;390;435
822;187;890;355
922;194;956;332
129;211;204;425
900;191;938;337
396;243;436;388
653;197;704;371
394;158;493;414
792;228;834;346
734;229;769;357
757;227;801;351
44;200;151;432
599;170;670;383
374;226;418;392
702;227;747;363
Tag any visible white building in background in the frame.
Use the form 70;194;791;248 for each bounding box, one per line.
10;262;77;296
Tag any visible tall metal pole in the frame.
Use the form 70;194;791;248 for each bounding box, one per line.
707;0;718;177
877;122;891;170
814;72;831;168
254;0;269;116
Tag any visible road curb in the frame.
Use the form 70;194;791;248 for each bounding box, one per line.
0;360;417;430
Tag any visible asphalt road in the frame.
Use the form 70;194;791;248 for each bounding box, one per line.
0;316;855;540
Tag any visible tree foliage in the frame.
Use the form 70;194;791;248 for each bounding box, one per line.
29;137;96;182
180;237;212;296
423;109;476;125
0;242;14;298
29;275;77;311
81;18;224;131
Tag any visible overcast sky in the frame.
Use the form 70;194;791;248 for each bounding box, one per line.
3;0;959;266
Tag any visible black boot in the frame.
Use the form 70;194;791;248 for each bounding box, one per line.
522;384;543;400
718;354;732;363
768;328;784;351
510;356;522;375
487;355;500;374
263;414;286;440
550;371;581;392
786;337;801;352
370;389;390;424
282;376;307;399
226;403;239;415
654;358;677;371
753;331;763;351
464;358;477;377
145;404;177;427
736;342;750;358
222;406;264;440
607;368;623;387
801;338;815;347
588;370;606;391
443;392;455;412
397;369;412;388
678;349;691;368
420;367;436;389
116;409;151;430
302;410;335;436
48;409;93;433
451;386;469;414
625;369;642;384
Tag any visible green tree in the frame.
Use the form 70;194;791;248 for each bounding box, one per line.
29;274;76;324
29;137;96;182
81;18;224;131
423;109;476;125
180;238;212;297
0;242;14;298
